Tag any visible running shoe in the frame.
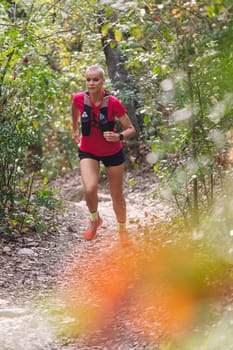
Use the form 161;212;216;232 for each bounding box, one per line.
119;229;132;247
83;216;103;240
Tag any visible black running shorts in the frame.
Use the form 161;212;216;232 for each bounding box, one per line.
78;148;125;167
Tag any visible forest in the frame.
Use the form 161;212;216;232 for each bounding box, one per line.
1;0;233;349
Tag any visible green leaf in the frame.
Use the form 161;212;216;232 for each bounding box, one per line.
101;23;111;37
110;41;116;48
43;177;49;185
153;161;161;172
144;115;150;124
131;27;142;38
151;144;157;152
32;119;39;129
114;29;122;42
8;27;20;38
105;7;114;17
206;5;215;18
129;179;136;186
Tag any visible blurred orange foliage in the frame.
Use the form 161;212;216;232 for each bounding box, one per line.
58;235;227;342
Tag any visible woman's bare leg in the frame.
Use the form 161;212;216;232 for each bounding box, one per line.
79;158;103;240
106;163;126;224
80;158;100;213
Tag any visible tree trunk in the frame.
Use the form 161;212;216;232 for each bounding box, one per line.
98;12;143;165
98;12;140;135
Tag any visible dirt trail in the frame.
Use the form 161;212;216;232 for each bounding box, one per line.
0;167;173;350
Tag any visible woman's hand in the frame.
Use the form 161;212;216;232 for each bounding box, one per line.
103;131;119;142
72;131;81;144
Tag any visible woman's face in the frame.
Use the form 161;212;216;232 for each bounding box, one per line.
85;70;105;93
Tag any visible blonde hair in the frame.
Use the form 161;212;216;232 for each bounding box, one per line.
85;65;105;78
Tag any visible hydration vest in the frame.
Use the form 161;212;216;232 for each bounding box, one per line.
81;91;114;136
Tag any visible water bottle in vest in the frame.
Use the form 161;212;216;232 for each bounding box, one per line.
81;111;90;136
99;112;109;132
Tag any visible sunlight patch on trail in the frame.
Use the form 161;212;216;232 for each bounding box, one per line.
0;301;55;350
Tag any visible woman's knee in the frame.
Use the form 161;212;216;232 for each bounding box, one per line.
85;185;98;197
